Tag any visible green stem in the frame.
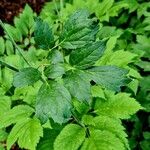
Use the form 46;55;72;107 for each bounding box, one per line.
49;39;65;51
0;20;31;66
0;60;19;72
60;0;63;17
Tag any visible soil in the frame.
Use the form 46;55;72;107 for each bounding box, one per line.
0;0;48;23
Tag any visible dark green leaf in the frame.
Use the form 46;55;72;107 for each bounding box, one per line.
48;50;64;64
44;63;65;79
36;82;72;124
34;18;54;50
37;128;61;150
64;70;91;103
13;67;41;87
60;9;98;49
69;41;106;69
88;66;130;91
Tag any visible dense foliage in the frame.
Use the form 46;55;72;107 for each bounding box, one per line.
0;0;149;150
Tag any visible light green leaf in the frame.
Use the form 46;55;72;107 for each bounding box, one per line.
82;115;129;149
34;18;54;50
0;129;8;141
108;1;129;17
14;4;34;36
105;50;137;67
36;82;72;124
91;85;105;99
69;41;106;69
7;118;43;150
81;130;125;150
88;66;130;91
13;67;41;87
93;116;129;149
0;96;11;116
127;79;139;95
95;92;142;119
0;37;5;55
0;144;5;150
5;40;14;55
96;0;114;17
0;105;34;128
54;124;85;150
4;24;22;42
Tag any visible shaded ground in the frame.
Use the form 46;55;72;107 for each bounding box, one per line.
0;0;47;23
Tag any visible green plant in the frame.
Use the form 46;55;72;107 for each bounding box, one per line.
0;0;149;150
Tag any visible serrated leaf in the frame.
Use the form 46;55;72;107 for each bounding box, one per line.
14;4;34;36
88;66;130;91
82;115;129;149
34;18;54;50
36;82;72;124
0;105;34;128
4;24;22;42
93;116;129;149
81;130;125;150
96;0;114;17
7;118;43;150
54;124;86;150
91;85;105;99
64;70;91;103
107;2;129;18
60;9;98;49
95;92;142;119
13;67;41;87
69;41;106;69
98;50;137;67
44;63;65;79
